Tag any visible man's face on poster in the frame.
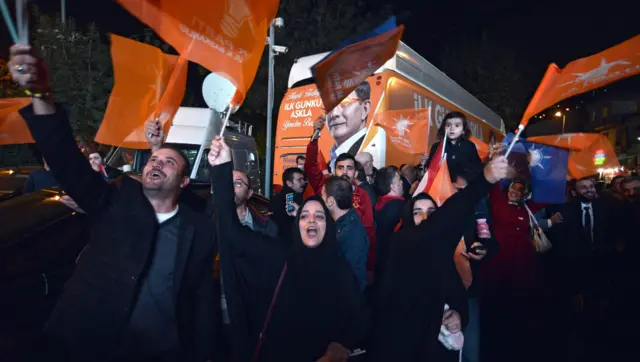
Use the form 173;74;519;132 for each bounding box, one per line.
327;91;370;146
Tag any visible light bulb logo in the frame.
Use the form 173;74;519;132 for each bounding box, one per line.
220;0;254;39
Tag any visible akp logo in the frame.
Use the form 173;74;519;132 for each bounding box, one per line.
220;0;254;38
393;115;413;137
559;58;632;88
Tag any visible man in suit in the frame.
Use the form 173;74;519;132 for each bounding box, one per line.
325;81;371;170
10;44;216;362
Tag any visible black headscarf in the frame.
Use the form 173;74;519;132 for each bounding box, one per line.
258;196;367;362
287;195;341;282
400;192;438;229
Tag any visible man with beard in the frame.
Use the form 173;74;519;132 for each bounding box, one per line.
269;167;306;244
305;123;376;248
10;44;216;362
551;177;617;360
88;149;122;181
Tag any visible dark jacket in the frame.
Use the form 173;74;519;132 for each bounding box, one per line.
247;205;279;239
268;186;303;245
21;106;217;362
462;197;499;298
22;168;59;193
374;195;406;276
371;176;492;362
425;138;482;180
336;208;370;290
358;181;378;213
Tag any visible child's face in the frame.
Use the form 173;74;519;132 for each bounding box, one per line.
445;118;464;140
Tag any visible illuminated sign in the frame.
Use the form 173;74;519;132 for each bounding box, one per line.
593;149;606;166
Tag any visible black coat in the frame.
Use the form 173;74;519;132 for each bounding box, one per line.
21;106;217;362
370;176;492;362
425;138;483;180
211;161;368;362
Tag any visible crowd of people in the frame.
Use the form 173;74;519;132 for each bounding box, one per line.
8;39;640;362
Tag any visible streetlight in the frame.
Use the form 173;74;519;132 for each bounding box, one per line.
554;111;566;133
264;17;286;198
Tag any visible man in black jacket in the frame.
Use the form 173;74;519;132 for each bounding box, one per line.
10;45;217;362
269;167;306;244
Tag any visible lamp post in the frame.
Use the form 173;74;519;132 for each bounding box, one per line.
264;17;286;198
554;111;566;133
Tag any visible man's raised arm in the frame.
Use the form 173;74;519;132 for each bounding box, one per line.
10;45;112;215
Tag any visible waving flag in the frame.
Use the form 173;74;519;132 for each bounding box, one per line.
312;17;404;112
0;98;32;145
469;136;489;161
373;108;430;154
526;143;569;203
427;158;455;206
527;133;619;179
117;0;279;98
95;35;188;149
516;35;640;131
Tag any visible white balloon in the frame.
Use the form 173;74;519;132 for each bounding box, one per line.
202;73;238;113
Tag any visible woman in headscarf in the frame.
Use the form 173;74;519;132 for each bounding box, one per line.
478;179;546;362
370;156;509;362
208;136;368;362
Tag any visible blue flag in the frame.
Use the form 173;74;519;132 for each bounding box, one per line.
333;16;397;53
502;133;569;204
525;142;569;204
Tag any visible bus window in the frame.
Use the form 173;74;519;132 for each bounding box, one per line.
232;149;248;172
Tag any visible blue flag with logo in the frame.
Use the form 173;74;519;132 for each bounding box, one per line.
503;133;569;204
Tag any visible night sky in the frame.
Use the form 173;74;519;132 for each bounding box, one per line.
2;0;639;105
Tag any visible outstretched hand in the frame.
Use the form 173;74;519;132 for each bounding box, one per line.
208;136;231;166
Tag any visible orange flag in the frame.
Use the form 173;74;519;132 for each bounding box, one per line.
518;35;640;130
568;134;619;179
116;0;279;99
526;133;619;179
94;35;188;149
373;108;429;154
313;25;404;112
0;98;33;145
428;159;456;206
469;136;489;161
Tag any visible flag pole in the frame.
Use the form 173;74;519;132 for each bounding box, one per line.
504;124;525;158
218;106;232;137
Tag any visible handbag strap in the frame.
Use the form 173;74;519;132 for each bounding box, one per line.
522;203;541;230
251;263;288;362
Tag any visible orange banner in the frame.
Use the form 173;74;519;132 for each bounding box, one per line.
94;35;188;149
567;134;619;179
519;35;640;128
0;98;33;145
313;25;404;112
117;0;279;98
373;108;429;154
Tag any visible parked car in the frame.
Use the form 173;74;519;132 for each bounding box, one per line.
0;166;40;202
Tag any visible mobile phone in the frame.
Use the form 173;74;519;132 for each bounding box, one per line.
286;193;295;214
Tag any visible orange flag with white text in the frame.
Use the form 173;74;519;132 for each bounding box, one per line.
94;35;188;149
518;35;640;130
116;0;279;99
373;108;430;154
0;98;33;145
